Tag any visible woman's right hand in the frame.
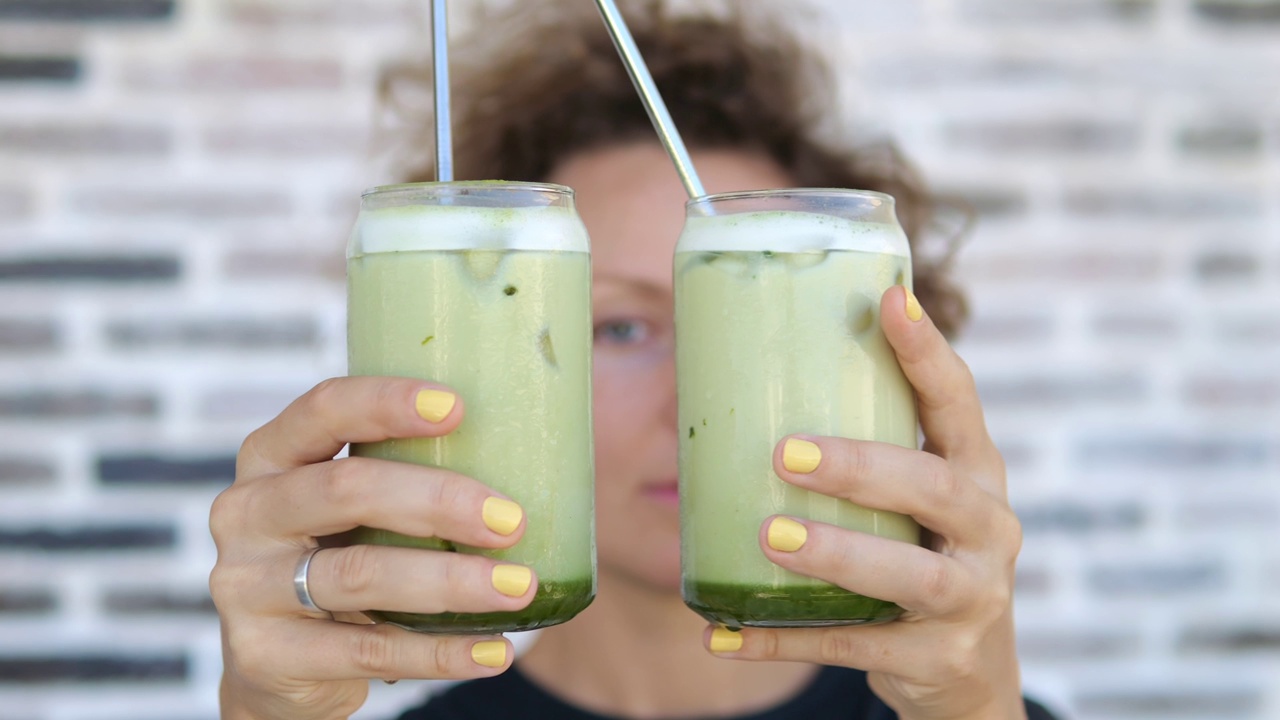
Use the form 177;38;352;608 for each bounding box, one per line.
209;376;536;720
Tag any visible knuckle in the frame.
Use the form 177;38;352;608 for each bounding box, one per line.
207;563;240;610
935;631;981;683
756;630;781;661
331;544;381;598
925;459;962;506
351;626;397;675
207;487;241;545
226;624;274;679
837;442;873;485
431;638;464;676
817;631;858;666
321;457;369;508
919;556;956;609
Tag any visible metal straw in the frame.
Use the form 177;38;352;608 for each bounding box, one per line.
593;0;706;198
431;0;453;182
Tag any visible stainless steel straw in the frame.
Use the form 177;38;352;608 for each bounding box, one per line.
593;0;706;198
431;0;453;182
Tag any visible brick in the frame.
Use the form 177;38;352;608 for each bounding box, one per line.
0;390;158;419
1015;565;1054;595
978;373;1147;408
964;251;1165;283
1175;497;1279;529
1064;187;1262;219
936;187;1028;218
0;588;56;614
1178;122;1264;156
0;457;56;485
1091;311;1181;342
1194;0;1280;23
1076;436;1273;471
0;186;32;219
202;125;364;157
198;387;302;421
106;317;318;350
1183;375;1280;409
123;56;342;93
1016;501;1145;534
0;0;175;21
0;524;175;552
71;187;293;220
0;255;179;283
102;588;216;615
0;56;79;82
1217;316;1280;345
870;55;1076;87
0;655;187;683
0;123;171;156
1194;250;1260;282
958;313;1054;344
96;453;235;486
959;0;1155;23
1076;688;1262;716
221;0;415;27
1017;629;1142;661
222;248;344;282
0;319;58;351
1087;560;1226;595
946;120;1139;153
1180;625;1280;653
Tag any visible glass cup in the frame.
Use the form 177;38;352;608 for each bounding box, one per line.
345;182;596;633
675;189;920;628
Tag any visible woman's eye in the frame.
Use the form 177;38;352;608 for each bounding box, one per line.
594;320;650;345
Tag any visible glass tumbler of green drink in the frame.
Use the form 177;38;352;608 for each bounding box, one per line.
345;182;596;634
675;189;920;629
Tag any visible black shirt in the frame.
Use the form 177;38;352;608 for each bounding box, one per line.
396;664;1059;720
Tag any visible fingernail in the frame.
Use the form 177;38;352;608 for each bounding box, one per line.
471;641;507;668
767;516;808;552
483;497;523;536
710;627;744;654
904;287;924;322
415;388;456;423
782;438;821;474
492;565;532;597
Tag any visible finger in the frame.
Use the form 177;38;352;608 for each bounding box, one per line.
773;436;1005;546
303;545;536;615
234;620;513;682
238;377;465;479
702;622;907;675
757;516;975;617
244;456;525;543
880;286;993;468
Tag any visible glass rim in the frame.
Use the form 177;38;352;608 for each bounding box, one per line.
361;180;574;199
686;187;895;208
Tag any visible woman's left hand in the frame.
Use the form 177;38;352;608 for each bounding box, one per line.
702;285;1026;720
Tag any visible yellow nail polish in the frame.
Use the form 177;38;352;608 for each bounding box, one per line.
492;565;532;597
710;627;744;654
904;287;924;322
782;438;821;474
767;517;808;552
415;389;456;423
482;497;523;536
471;641;507;668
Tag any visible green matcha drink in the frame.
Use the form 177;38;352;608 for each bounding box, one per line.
346;182;595;634
675;190;920;628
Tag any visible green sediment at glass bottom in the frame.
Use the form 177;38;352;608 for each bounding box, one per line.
369;577;595;634
340;527;594;634
684;582;903;629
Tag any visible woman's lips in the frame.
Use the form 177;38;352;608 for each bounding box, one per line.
643;480;680;507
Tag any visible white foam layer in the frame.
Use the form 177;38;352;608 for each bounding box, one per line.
350;205;590;256
677;210;909;256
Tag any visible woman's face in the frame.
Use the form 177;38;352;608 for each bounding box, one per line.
547;143;795;592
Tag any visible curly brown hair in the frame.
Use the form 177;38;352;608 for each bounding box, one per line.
380;0;969;337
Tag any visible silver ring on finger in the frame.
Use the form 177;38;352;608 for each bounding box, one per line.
294;546;327;614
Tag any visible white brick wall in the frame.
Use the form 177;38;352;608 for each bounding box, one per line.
1;1;1277;719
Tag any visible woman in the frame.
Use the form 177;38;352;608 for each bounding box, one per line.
209;3;1051;718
